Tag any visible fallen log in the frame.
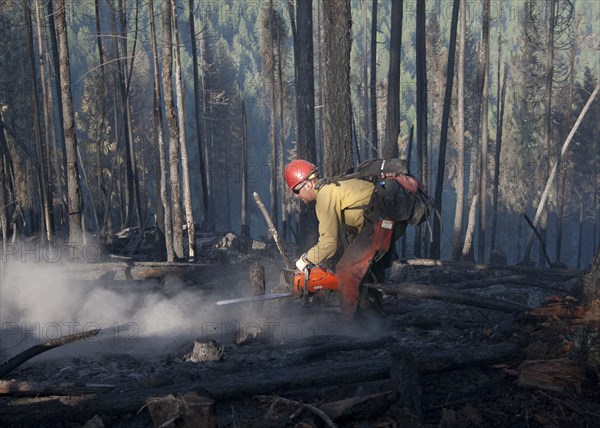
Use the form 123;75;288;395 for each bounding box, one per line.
366;283;531;313
402;259;583;278
0;329;101;379
206;343;521;398
0;380;113;396
289;336;396;363
453;275;548;290
62;261;209;281
0;343;521;423
417;343;521;373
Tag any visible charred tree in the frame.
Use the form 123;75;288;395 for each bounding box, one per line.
188;0;209;233
477;0;491;262
111;0;142;230
162;0;184;260
46;0;67;206
291;0;318;251
93;0;108;232
149;0;173;260
54;0;83;246
414;0;428;257
381;0;402;159
24;0;53;244
321;0;353;176
430;0;459;259
241;101;249;237
369;0;378;158
171;0;196;261
490;59;508;257
260;0;279;229
451;0;467;261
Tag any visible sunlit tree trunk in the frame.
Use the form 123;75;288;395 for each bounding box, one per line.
451;0;466;261
148;0;173;261
162;0;184;259
54;0;83;246
171;0;196;261
462;194;478;260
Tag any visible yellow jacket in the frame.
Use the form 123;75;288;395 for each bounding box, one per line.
305;178;374;264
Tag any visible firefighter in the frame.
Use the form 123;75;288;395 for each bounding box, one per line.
285;159;406;321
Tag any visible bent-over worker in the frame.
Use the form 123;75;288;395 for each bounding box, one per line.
285;159;406;320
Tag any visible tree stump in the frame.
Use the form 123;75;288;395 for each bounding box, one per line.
184;339;224;362
389;260;410;283
250;262;266;312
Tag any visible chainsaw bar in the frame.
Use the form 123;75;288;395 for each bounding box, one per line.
216;292;294;306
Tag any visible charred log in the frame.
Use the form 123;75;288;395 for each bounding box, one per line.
368;283;531;313
0;329;101;379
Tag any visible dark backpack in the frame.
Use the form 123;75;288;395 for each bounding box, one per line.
319;158;435;226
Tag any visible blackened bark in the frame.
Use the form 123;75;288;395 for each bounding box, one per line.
188;0;209;233
322;0;353;176
162;0;184;259
414;0;428;257
369;0;378;158
477;0;491;262
54;0;83;246
430;0;459;259
382;0;402;159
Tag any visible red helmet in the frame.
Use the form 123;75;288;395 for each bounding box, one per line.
285;159;317;190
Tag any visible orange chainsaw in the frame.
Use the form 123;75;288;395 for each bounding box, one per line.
216;265;338;306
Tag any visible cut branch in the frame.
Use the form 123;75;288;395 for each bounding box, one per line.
0;329;101;379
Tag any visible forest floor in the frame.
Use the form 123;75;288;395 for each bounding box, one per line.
0;232;598;427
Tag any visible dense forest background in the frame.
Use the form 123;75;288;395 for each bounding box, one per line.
0;0;598;268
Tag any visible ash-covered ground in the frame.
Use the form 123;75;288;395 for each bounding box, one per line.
0;240;598;427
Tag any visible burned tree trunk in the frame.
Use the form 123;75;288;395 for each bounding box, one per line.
162;0;184;259
54;0;84;246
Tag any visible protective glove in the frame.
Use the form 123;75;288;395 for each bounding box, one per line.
295;253;310;271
